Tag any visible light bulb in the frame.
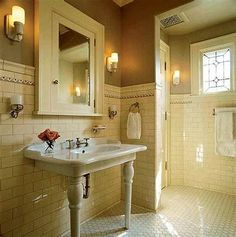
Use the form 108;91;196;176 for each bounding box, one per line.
75;86;81;97
111;53;118;63
173;70;180;85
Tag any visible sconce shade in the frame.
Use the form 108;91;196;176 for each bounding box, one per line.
107;52;119;73
75;86;81;97
11;94;23;105
111;53;118;63
173;70;180;85
12;6;25;24
10;94;24;118
5;6;25;41
110;105;117;112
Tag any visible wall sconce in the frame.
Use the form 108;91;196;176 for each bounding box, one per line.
5;6;25;42
75;86;81;97
108;105;117;119
10;95;24;118
173;70;180;85
107;52;118;72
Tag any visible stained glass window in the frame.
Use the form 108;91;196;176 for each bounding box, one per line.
202;48;231;93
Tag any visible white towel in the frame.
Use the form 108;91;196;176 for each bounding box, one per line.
217;141;236;157
127;112;141;139
216;112;233;142
215;112;235;157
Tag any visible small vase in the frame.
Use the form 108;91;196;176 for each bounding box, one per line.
45;140;55;152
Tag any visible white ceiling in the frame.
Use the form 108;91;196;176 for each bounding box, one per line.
159;0;236;35
113;0;134;7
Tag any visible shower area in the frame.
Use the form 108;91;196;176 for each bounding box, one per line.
157;0;236;196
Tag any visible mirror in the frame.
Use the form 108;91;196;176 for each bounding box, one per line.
59;24;90;106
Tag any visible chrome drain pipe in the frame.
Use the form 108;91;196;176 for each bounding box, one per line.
83;174;90;199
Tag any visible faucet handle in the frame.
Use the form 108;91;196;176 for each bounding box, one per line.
84;138;90;147
66;139;74;149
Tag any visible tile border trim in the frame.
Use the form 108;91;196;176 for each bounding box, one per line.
170;94;192;104
104;83;156;99
0;75;35;86
0;59;35;86
120;83;155;99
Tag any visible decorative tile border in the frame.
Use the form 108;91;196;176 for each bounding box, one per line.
120;92;154;99
104;83;156;99
170;94;192;104
0;59;35;86
170;100;192;104
0;74;35;86
121;83;155;99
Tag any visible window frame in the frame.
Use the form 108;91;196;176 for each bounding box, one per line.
191;33;236;95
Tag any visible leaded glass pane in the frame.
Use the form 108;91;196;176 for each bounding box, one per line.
202;48;231;93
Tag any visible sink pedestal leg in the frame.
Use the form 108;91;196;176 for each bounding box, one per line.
123;161;134;229
67;177;83;237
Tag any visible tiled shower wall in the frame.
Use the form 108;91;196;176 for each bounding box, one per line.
0;59;121;236
170;94;236;195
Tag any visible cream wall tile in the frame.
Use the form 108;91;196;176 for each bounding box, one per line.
0;61;122;236
120;83;157;210
170;94;236;195
0;125;12;135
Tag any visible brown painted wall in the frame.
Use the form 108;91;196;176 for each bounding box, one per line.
170;18;236;94
121;0;192;87
0;0;34;66
0;0;122;86
65;0;122;87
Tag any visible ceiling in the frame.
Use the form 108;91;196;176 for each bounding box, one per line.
60;43;89;63
113;0;134;7
159;0;236;35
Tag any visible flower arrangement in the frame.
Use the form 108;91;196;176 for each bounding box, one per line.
38;129;60;151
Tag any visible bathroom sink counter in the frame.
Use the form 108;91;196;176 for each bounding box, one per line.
24;143;146;176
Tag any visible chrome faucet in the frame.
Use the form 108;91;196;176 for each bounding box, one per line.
76;138;90;148
66;139;74;149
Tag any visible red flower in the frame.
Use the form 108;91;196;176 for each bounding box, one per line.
38;129;60;141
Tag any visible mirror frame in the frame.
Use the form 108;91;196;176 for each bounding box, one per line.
34;0;104;116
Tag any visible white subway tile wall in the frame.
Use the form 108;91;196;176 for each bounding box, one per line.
120;83;157;210
0;60;121;236
170;94;236;195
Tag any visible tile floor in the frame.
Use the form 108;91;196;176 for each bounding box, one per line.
69;186;236;237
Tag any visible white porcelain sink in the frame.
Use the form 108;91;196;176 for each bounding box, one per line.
24;138;146;176
24;138;147;237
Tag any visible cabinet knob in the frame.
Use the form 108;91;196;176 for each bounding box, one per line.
53;80;59;84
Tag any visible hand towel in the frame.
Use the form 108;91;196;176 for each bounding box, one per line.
216;112;233;142
127;112;141;139
215;111;235;157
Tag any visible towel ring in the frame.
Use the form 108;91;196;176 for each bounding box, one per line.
129;102;140;113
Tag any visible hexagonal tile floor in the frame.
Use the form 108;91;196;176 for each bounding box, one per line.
66;186;236;237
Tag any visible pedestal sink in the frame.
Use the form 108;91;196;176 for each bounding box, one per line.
24;138;147;237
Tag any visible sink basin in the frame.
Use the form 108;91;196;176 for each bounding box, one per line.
24;138;147;237
24;138;147;176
